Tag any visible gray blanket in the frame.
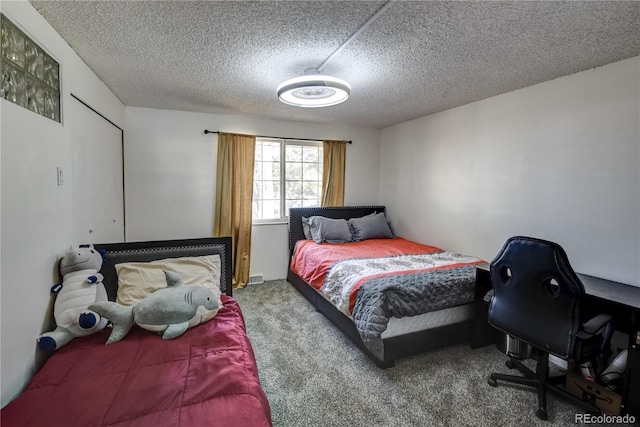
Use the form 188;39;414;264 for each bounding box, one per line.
351;264;478;360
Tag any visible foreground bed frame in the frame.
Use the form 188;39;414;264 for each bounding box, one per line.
94;236;233;299
287;206;473;368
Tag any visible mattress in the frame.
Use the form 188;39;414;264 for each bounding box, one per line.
382;303;475;339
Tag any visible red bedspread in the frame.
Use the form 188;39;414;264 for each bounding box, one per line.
290;237;443;290
1;296;272;427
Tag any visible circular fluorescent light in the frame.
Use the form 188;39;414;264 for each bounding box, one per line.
277;75;351;108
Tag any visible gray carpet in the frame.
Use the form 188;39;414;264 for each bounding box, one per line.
234;280;587;427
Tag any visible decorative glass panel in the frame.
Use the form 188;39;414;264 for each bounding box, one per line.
44;55;59;89
1;14;60;122
26;39;43;79
44;86;60;122
2;59;26;107
1;17;25;68
26;76;44;114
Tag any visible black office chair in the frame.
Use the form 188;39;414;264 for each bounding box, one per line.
487;236;612;420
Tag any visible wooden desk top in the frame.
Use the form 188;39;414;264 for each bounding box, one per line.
476;264;640;310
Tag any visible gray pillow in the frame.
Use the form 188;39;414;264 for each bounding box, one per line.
308;216;353;244
349;212;394;241
301;217;313;240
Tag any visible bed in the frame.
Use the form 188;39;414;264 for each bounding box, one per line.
1;237;272;427
287;206;485;368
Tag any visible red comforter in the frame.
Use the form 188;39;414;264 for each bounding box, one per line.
1;296;272;427
290;237;443;290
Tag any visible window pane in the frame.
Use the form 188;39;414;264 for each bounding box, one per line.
286;145;302;162
286;162;301;180
285;180;302;200
253;180;262;200
252;200;263;220
253;161;262;181
303;181;321;199
254;142;263;161
264;142;280;161
262;180;280;199
262;200;280;219
303;146;320;162
269;161;281;180
302;162;320;181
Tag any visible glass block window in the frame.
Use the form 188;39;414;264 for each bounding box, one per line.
1;14;60;122
253;138;323;222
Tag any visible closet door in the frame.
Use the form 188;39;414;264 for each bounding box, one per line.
70;96;124;244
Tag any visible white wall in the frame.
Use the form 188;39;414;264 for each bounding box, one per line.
124;107;381;280
380;57;640;287
1;1;125;407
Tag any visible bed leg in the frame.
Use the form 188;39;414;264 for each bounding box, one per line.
374;359;395;369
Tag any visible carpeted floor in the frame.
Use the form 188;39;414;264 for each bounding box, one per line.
234;280;590;427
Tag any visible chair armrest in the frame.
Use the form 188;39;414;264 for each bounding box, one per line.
582;314;613;335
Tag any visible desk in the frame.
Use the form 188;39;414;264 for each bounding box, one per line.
473;264;640;417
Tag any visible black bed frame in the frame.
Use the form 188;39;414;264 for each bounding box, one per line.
93;236;233;301
287;206;473;368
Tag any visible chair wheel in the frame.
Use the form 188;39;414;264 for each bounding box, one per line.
536;408;548;420
505;360;515;369
488;378;497;387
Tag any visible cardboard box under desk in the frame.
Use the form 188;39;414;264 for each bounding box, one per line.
565;372;622;415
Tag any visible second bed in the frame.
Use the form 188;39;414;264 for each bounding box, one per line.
287;206;485;368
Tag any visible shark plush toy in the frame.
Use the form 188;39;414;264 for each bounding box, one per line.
37;245;109;351
90;271;222;344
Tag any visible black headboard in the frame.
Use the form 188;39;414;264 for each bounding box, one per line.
93;237;233;301
288;206;386;254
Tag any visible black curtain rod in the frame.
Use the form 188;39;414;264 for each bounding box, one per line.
203;129;352;144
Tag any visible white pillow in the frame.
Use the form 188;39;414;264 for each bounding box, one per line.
115;255;221;306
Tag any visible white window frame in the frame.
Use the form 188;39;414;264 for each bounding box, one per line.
252;138;323;224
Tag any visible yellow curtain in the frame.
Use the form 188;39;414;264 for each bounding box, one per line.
213;132;256;289
321;140;347;207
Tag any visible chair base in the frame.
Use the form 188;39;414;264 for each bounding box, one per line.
488;353;601;420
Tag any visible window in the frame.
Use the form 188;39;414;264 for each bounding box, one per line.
1;14;60;122
253;138;323;222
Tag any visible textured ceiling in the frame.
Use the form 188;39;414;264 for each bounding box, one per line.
30;0;640;129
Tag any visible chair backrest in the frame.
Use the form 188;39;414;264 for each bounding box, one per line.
488;236;584;359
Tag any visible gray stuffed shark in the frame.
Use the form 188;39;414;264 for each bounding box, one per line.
90;271;222;344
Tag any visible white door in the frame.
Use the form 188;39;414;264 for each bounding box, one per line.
71;96;124;244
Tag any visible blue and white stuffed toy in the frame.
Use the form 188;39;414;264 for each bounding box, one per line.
37;245;109;351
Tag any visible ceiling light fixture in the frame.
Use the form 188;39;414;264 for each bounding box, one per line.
277;1;394;108
277;68;351;108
